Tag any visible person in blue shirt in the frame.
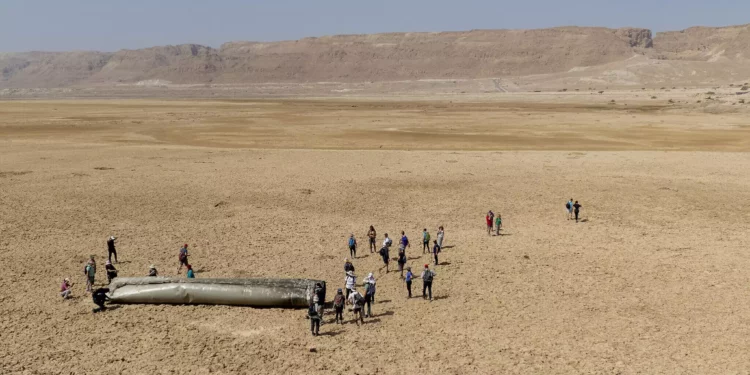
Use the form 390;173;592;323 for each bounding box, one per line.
348;234;357;259
404;266;413;298
400;231;410;251
186;264;195;278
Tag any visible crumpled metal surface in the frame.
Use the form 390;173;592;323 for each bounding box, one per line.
108;277;325;308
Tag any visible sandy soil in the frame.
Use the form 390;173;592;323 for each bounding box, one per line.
2;95;750;374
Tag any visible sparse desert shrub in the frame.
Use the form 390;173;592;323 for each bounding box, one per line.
697;100;702;103
741;86;749;91
740;99;746;104
668;99;675;103
706;91;716;95
598;91;604;94
660;87;666;90
651;96;657;99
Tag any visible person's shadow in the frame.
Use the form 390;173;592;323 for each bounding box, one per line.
318;329;344;337
441;245;455;249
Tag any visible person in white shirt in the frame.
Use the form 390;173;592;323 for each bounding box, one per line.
347;288;365;325
345;270;357;299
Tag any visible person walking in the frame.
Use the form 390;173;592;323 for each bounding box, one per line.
345;270;356;299
84;256;96;293
348;234;357;259
177;244;189;274
107;236;118;263
486;211;494;235
60;278;73;299
105;260;118;284
186;264;195;278
397;248;407;278
495;214;503;236
379;244;390;273
404;267;413;298
368;226;377;253
421;264;436;301
567;198;574;220
400;231;410;252
333;289;346;324
364;272;376;303
364;279;375;317
422;229;431;254
574;201;582;223
437;226;445;249
307;300;321;336
432;240;441;265
347;288;365;326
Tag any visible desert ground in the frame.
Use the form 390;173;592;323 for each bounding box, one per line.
2;93;750;374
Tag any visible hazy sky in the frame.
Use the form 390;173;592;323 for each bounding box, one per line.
0;0;747;52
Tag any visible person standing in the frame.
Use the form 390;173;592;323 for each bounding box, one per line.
344;258;355;273
333;289;346;324
345;270;356;299
486;211;494;235
495;214;502;236
379;244;390;273
314;282;325;322
148;265;158;277
432;240;440;265
84;256;96;293
404;267;413;298
307;301;321;336
364;273;376;303
60;278;73;299
566;198;574;220
437;226;445;249
574;201;582;223
422;229;430;254
400;231;410;252
364;280;375;318
368;226;377;253
421;264;436;301
397;248;407;278
107;236;118;263
177;244;189;274
186;264;195;278
105;260;118;284
348;234;357;259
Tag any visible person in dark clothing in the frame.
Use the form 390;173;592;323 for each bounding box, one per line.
333;289;346;324
364;281;375;318
379;246;390;273
92;287;110;313
177;244;189;274
105;260;118;284
107;236;118;263
573;201;582;222
314;282;325;322
404;267;413;298
348;234;357;258
432;240;440;266
307;301;321;336
397;248;407;278
148;265;158;277
421;264;435;301
344;258;355;273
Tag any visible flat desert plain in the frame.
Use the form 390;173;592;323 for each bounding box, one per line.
2;95;750;374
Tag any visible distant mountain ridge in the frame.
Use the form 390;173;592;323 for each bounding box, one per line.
1;24;749;88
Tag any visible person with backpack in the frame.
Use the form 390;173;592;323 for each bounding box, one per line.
495;214;502;236
333;289;346;324
91;287;110;313
400;231;410;252
437;226;445;249
177;244;189;274
60;278;73;299
566;198;574;220
379;244;390;273
344;258;355;273
186;264;195;278
364;272;376;302
486;211;494;235
314;282;325;322
348;234;357;258
107;236;118;263
84;256;96;293
421;264;436;301
404;267;413;298
307;300;321;336
432;240;441;266
347;288;365;326
345;270;356;299
382;233;393;250
574;201;582;223
364;279;375;317
367;226;377;253
397;248;407;278
105;260;118;284
422;229;431;254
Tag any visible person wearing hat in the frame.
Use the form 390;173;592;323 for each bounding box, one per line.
84;256;96;293
105;260;118;284
60;278;73;299
177;244;189;274
333;289;346;324
363;273;376;317
148;265;158;277
347;288;365;326
348;234;357;259
186;264;195;278
344;270;356;299
107;236;118;263
404;266;414;298
421;264;436;301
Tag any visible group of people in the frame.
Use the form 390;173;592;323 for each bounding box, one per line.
307;226;443;336
566;199;583;222
485;211;503;236
60;237;197;312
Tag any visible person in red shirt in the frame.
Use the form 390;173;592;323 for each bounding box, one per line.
485;211;494;235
